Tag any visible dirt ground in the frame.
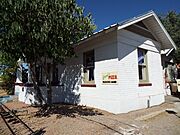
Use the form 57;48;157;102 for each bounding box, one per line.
1;92;180;135
0;89;8;96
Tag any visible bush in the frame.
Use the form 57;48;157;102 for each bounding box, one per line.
0;67;16;95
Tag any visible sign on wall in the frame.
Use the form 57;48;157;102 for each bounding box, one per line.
102;72;118;84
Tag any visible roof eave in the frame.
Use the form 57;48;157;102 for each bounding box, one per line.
75;11;177;50
152;12;177;50
117;11;154;30
117;11;177;50
74;24;118;47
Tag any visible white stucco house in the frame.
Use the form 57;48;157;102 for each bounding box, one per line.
15;11;176;114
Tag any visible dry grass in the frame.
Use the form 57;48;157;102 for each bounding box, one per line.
0;89;7;96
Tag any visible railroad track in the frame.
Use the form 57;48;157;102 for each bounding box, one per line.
0;103;43;135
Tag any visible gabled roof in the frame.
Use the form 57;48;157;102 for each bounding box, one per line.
78;11;176;50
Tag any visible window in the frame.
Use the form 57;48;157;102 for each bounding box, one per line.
83;50;95;84
138;48;149;82
21;63;28;83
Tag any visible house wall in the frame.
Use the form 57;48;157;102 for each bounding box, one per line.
17;85;69;105
16;28;165;114
117;29;164;112
62;30;126;113
59;29;164;113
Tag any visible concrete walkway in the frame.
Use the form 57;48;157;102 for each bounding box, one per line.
165;95;180;103
165;95;180;117
80;96;180;135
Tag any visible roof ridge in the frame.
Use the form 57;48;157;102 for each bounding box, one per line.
118;10;155;26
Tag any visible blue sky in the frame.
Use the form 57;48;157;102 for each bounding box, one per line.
77;0;180;31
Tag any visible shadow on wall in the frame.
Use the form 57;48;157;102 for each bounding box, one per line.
57;64;82;104
25;87;47;105
24;65;82;105
118;39;159;61
16;63;81;105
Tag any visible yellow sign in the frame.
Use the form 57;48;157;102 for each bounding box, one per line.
102;72;118;84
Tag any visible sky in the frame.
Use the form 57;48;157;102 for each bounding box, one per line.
77;0;180;31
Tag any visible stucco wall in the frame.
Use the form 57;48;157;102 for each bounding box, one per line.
117;29;164;112
16;28;165;114
62;29;164;113
76;29;164;113
61;30;128;113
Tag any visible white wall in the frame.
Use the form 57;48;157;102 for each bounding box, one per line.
64;30;127;113
117;29;164;111
72;29;164;113
14;85;22;96
17;28;165;114
19;86;68;105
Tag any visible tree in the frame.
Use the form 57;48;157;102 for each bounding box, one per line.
0;52;17;94
0;0;96;104
160;11;180;62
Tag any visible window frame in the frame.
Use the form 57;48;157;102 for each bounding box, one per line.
138;48;149;83
83;50;95;84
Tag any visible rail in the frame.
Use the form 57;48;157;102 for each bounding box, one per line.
0;103;42;135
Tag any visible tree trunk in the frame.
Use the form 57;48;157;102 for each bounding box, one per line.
42;58;52;105
47;64;52;105
31;57;54;105
29;63;44;105
47;79;52;104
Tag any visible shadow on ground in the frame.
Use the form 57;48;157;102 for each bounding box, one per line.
35;103;103;118
172;92;180;100
34;128;46;135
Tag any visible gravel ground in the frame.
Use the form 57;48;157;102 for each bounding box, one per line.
0;95;180;135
